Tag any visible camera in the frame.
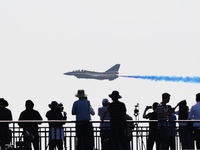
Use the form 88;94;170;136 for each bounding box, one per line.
134;103;139;117
146;106;152;109
58;103;67;117
58;103;64;112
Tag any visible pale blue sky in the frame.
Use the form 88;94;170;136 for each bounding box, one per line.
0;0;200;121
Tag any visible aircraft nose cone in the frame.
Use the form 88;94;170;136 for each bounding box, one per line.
64;72;71;75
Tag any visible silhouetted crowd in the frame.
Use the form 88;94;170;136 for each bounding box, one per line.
143;93;200;150
1;90;200;150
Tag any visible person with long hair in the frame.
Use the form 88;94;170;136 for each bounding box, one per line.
175;100;194;149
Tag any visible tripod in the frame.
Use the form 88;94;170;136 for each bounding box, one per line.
134;107;146;150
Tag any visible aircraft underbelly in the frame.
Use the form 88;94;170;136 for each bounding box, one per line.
64;64;120;81
75;74;118;80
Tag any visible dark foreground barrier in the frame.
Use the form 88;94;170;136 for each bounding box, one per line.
0;120;199;150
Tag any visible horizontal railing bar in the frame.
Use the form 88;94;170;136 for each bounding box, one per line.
0;120;199;123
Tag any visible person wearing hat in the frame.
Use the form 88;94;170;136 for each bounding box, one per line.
98;98;111;150
102;90;127;150
18;100;43;150
0;98;13;149
72;89;95;150
46;101;67;150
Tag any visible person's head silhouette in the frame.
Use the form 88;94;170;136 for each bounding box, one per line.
25;100;34;110
109;90;122;101
0;98;8;107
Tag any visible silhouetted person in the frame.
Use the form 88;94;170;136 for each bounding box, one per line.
18;100;43;150
174;100;194;149
168;105;176;150
72;90;95;150
98;98;111;150
0;98;12;149
46;101;67;150
102;90;127;150
189;93;200;149
143;102;159;150
156;93;171;150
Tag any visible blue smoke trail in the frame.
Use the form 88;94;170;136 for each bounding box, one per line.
120;75;200;83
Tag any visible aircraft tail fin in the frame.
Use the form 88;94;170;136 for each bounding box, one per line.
105;64;120;73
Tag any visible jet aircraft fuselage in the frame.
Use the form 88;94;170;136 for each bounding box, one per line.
64;64;120;81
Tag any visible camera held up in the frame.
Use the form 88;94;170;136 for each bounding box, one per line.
58;103;64;112
58;103;67;117
146;106;152;109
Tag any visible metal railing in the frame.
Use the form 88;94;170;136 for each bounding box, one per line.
0;120;199;150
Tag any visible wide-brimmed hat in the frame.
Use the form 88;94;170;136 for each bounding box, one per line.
75;90;87;98
109;90;122;99
0;98;8;107
48;101;58;109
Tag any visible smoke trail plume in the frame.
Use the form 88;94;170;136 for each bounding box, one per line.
120;75;200;83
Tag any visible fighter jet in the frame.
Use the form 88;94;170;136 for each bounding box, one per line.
64;64;120;81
